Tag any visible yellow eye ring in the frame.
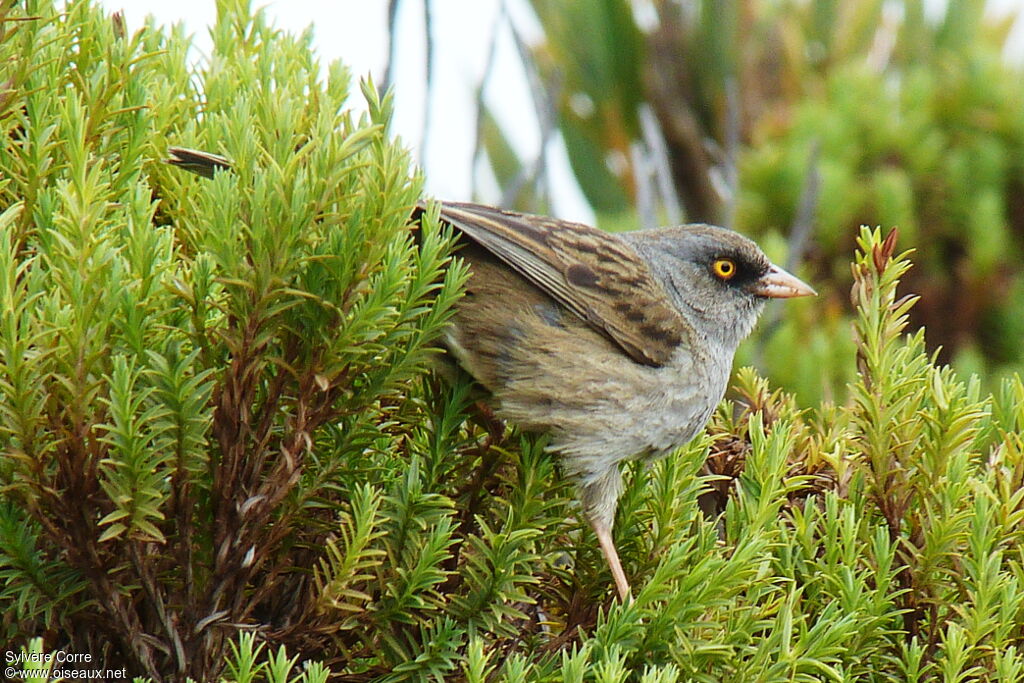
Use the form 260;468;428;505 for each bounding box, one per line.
712;258;737;280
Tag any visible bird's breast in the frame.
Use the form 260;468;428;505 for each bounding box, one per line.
628;345;731;457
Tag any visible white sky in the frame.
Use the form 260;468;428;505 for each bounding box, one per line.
98;0;595;222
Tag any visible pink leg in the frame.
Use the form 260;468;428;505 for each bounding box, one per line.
593;519;631;602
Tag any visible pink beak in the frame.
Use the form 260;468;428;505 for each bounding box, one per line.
750;265;816;299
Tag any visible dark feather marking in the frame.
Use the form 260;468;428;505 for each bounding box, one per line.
624;309;646;323
565;263;600;288
641;324;681;344
613;301;646;322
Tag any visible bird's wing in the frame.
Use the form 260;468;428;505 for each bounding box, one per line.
431;201;686;367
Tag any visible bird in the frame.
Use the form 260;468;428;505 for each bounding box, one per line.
418;201;814;601
165;147;816;601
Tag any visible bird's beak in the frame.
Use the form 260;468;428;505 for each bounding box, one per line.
750;265;817;299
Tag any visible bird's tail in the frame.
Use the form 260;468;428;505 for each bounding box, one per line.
165;147;233;178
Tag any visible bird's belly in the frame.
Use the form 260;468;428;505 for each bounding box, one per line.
496;346;730;481
591;367;724;459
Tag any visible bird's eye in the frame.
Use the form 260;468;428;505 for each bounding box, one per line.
712;258;737;280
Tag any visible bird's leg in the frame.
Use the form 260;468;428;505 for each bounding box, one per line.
580;467;631;601
592;518;631;602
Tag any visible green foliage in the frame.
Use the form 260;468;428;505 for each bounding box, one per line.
488;0;1024;403
736;0;1024;386
4;0;1024;681
0;0;464;678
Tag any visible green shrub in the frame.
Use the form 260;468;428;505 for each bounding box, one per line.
0;0;466;678
2;1;1024;681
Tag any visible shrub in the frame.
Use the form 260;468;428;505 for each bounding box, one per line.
0;0;465;678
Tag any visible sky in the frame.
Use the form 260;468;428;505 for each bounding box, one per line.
97;0;595;222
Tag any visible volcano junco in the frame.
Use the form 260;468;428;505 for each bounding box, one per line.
425;201;814;601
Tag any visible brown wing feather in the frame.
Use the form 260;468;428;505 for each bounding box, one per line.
431;201;685;366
